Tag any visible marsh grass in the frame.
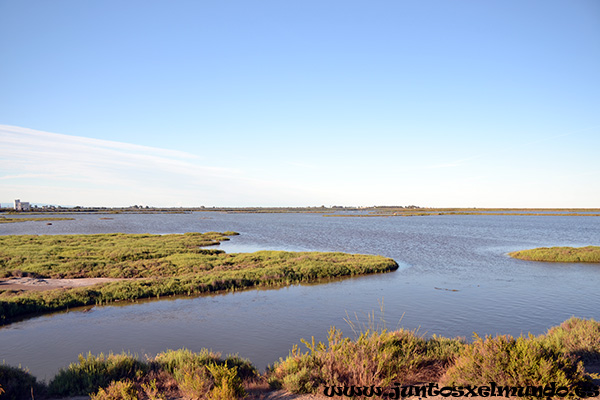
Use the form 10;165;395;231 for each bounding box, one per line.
0;232;233;279
0;233;398;322
509;246;600;263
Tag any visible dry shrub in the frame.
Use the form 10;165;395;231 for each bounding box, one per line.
172;365;213;400
442;333;588;391
90;380;138;400
544;317;600;363
206;363;245;400
269;327;463;395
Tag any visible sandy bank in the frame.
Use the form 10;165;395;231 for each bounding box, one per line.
0;277;124;292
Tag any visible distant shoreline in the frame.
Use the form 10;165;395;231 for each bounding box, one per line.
2;206;600;217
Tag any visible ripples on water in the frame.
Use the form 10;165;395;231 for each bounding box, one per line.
1;212;599;380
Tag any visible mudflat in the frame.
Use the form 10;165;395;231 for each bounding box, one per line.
0;277;124;292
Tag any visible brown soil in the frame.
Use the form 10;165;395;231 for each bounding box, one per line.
45;390;326;400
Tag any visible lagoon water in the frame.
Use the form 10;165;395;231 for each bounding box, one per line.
1;212;599;381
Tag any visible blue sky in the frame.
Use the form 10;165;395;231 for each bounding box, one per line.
1;0;599;207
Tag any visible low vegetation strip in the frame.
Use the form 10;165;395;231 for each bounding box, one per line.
0;233;398;323
269;317;600;397
509;246;600;263
1;317;599;400
324;212;600;217
1;349;257;400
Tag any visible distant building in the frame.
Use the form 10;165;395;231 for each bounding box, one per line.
14;199;31;211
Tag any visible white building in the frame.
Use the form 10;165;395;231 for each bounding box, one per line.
14;199;31;211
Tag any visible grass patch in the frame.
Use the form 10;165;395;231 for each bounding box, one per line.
0;233;398;323
509;246;600;263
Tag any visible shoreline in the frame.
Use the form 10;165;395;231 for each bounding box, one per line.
0;277;126;292
2;317;599;400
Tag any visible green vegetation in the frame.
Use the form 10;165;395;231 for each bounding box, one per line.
509;246;600;263
442;334;586;390
0;233;398;323
47;349;255;399
0;364;44;400
2;318;600;399
0;217;74;223
46;349;256;399
544;317;600;363
268;328;464;393
0;232;234;279
48;352;149;396
270;318;600;397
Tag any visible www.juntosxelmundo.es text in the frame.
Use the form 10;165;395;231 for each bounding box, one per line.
322;382;600;398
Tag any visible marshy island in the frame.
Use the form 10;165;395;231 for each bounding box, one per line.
0;232;398;323
509;246;600;263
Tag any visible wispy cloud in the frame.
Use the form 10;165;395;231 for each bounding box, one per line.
0;125;323;206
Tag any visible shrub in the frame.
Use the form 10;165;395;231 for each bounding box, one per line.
48;352;148;396
155;348;257;381
90;380;138;400
156;349;252;399
139;377;167;400
544;317;600;362
206;362;245;399
442;334;589;390
154;348;222;374
0;364;43;400
269;327;464;394
172;364;212;400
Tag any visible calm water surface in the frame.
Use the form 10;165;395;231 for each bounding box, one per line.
1;212;599;380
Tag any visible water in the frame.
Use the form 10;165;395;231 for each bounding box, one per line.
1;212;599;381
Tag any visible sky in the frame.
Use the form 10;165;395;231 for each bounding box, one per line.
1;0;599;208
